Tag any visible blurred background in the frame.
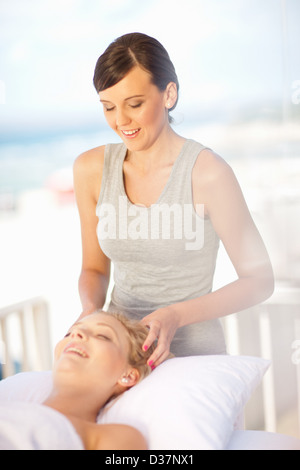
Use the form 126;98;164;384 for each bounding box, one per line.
0;0;299;437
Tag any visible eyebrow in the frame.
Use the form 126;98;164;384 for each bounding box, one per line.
100;94;145;103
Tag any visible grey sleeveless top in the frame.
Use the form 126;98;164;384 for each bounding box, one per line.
96;139;227;356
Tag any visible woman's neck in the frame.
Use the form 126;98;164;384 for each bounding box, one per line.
43;389;105;423
126;128;185;173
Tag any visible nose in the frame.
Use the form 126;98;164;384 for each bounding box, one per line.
115;107;131;127
70;327;88;341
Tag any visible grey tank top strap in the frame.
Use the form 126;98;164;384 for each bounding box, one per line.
162;139;207;204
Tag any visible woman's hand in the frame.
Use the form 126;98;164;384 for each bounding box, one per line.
140;305;181;368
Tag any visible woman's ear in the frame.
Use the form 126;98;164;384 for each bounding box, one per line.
164;82;177;109
118;368;140;389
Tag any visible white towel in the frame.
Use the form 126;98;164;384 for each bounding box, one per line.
0;402;84;450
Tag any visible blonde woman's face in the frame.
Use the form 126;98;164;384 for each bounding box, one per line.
54;313;131;389
99;66;170;152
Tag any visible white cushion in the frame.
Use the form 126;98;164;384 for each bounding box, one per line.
98;355;269;449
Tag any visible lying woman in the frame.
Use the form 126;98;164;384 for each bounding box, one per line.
0;311;155;450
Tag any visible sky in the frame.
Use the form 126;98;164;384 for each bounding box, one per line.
0;0;299;141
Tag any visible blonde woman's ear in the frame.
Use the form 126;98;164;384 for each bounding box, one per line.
118;369;140;388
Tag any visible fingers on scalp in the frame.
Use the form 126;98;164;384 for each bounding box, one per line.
149;340;170;367
143;321;160;347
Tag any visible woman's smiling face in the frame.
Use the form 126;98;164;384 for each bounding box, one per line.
99;66;171;152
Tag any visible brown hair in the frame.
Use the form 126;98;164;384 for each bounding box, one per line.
93;32;179;121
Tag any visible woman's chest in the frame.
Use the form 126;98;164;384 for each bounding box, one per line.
122;162;173;207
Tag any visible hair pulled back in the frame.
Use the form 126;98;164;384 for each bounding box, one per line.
93;32;179;119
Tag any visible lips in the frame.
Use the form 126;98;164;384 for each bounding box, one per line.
63;343;89;358
121;128;141;138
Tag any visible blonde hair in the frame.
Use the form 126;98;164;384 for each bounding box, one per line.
96;311;156;381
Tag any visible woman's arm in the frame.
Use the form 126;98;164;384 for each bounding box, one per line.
73;147;111;318
183;149;274;320
142;150;274;364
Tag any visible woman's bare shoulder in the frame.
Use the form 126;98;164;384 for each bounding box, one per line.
73;145;106;175
84;422;147;450
192;147;242;219
194;147;234;184
73;146;106;202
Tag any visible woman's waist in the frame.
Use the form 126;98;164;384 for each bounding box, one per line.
107;286;162;319
106;284;211;319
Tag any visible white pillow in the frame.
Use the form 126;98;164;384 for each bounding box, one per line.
0;355;269;450
98;355;269;450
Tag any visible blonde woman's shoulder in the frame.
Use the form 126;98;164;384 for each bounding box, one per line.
86;422;148;451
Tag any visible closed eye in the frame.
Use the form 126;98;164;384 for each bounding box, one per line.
96;334;111;341
130;103;142;108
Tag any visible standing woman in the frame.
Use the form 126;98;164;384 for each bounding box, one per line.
73;33;274;369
